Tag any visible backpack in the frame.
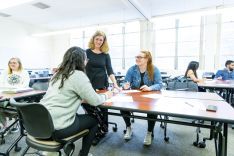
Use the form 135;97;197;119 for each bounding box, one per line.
166;76;198;92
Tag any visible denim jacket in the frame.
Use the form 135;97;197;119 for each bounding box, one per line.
215;68;234;80
124;65;163;91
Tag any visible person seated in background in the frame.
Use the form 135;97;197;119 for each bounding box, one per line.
40;47;112;156
185;61;206;92
0;57;30;133
121;50;162;146
215;60;234;80
0;57;30;88
185;61;204;83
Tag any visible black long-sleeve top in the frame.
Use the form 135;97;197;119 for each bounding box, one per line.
85;49;114;90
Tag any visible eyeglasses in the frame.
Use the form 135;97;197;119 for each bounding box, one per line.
9;62;18;65
135;56;146;59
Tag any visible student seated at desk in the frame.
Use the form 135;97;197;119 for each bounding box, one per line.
215;60;234;80
185;61;204;83
185;61;205;92
121;51;162;146
0;57;30;132
40;47;112;156
0;57;30;88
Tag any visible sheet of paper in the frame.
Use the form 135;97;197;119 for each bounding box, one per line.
157;98;206;111
121;90;141;94
142;94;162;99
0;86;17;90
106;95;133;102
0;87;33;94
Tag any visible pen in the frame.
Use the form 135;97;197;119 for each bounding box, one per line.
127;81;132;90
185;102;194;107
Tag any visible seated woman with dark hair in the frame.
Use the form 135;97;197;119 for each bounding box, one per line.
40;46;113;156
185;61;205;92
185;61;204;83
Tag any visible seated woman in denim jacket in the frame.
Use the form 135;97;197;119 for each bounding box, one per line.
121;51;162;146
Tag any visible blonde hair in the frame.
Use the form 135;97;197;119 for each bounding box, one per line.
88;30;109;54
141;51;154;81
8;57;23;74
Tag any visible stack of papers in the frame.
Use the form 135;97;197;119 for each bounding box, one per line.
106;95;133;103
0;87;33;94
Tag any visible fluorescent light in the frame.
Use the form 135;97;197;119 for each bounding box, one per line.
32;29;80;37
0;12;11;17
32;23;125;37
0;0;35;10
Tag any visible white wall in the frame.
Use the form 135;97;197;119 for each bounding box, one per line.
0;18;53;69
50;34;71;68
203;14;221;71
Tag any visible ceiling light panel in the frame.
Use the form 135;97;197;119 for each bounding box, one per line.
0;12;11;17
32;2;50;9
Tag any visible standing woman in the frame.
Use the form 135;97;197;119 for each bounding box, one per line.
86;30;119;90
40;47;112;156
84;30;120;144
0;57;30;132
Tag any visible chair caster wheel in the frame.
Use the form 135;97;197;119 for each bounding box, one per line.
160;124;165;129
164;137;169;142
14;146;21;152
0;139;5;144
64;143;75;156
198;142;206;148
112;127;117;132
193;141;198;146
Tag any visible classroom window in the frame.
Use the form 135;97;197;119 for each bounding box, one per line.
154;17;176;70
69;21;140;72
220;12;234;68
153;15;201;71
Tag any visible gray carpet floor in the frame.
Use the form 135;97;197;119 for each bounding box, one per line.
1;109;234;156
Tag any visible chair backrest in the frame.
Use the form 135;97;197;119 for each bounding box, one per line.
166;76;198;92
202;72;215;79
32;82;49;91
9;98;54;139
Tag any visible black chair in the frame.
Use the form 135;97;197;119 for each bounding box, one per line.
32;82;49;91
162;76;199;142
202;72;215;79
0;104;21;156
9;98;89;156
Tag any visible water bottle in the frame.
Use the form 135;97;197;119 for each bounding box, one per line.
108;83;114;91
